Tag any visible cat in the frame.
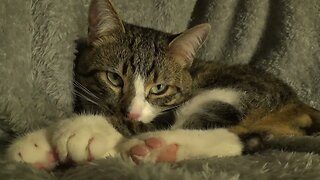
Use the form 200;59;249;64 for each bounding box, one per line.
6;0;320;170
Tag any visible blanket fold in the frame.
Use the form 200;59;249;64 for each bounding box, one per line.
0;0;319;179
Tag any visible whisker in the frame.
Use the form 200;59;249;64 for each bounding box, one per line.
74;89;112;113
158;105;180;115
73;81;96;97
73;81;100;100
74;90;100;106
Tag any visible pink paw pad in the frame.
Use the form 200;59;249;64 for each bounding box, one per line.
130;144;150;158
156;144;178;162
129;137;179;163
48;150;59;162
145;137;163;148
130;138;163;156
33;150;59;170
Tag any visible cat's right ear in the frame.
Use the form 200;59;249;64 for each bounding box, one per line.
168;23;211;69
88;0;125;45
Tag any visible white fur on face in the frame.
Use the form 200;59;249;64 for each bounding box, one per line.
172;88;242;129
130;76;158;123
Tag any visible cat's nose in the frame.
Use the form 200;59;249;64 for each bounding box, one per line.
127;112;140;121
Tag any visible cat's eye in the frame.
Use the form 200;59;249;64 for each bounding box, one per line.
107;72;123;87
150;84;169;95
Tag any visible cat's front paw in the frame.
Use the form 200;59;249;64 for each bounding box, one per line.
6;129;58;170
51;115;123;163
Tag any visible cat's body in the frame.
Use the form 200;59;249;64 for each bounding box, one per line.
6;0;320;170
74;23;302;134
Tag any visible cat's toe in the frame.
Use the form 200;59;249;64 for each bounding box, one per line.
6;129;58;170
51;123;97;162
129;144;150;164
67;133;111;161
64;131;92;162
155;144;178;162
53;131;112;162
51;131;73;162
121;137;179;164
144;137;164;149
129;137;163;157
51;115;123;162
130;144;150;156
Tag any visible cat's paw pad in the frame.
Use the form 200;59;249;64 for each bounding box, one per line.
7;129;58;170
51;115;122;162
120;137;179;164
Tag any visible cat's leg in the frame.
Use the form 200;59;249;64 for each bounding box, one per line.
6;129;58;170
117;129;244;163
51;114;124;163
229;103;319;136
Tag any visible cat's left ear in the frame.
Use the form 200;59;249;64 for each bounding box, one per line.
168;23;211;69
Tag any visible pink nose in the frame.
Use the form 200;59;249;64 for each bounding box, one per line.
128;112;140;121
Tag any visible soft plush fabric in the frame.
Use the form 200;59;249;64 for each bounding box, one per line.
0;0;319;179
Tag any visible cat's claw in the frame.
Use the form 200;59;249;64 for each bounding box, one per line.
6;129;58;170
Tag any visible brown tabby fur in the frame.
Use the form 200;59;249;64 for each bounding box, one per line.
230;103;319;136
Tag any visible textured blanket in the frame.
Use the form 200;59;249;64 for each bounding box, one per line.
0;0;319;179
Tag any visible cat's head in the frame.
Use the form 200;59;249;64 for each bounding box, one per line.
75;0;210;123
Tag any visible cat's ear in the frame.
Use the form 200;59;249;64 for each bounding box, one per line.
88;0;125;45
168;23;211;68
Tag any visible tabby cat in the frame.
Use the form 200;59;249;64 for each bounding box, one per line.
7;0;320;170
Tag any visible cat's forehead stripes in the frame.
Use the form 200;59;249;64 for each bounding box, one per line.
121;60;129;76
117;25;169;78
